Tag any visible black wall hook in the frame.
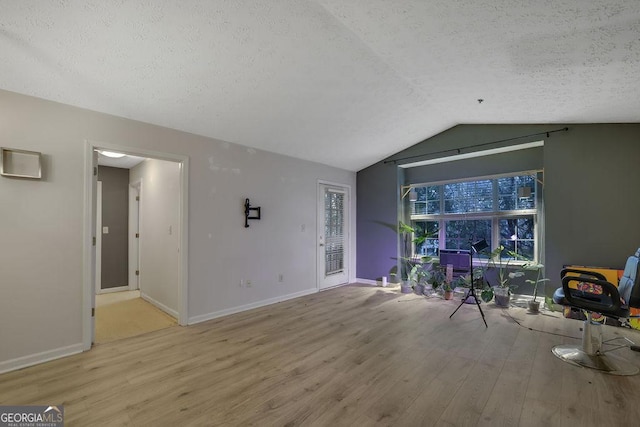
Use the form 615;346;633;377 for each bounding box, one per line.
244;198;261;228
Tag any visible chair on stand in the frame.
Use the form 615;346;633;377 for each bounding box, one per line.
552;248;640;375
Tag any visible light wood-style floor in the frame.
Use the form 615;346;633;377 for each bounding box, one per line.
95;290;177;344
2;284;640;426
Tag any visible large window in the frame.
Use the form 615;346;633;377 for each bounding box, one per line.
409;173;539;262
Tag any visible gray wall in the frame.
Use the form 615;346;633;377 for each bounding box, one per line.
544;125;640;279
357;124;640;295
356;161;398;281
130;159;180;316
99;166;129;289
0;89;356;372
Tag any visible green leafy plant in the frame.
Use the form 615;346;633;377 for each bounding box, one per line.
468;265;494;302
485;245;524;294
521;262;549;303
545;295;558;312
471;266;485;288
375;220;437;287
452;275;471;289
430;268;446;290
481;287;494;303
397;221;435;282
408;263;433;288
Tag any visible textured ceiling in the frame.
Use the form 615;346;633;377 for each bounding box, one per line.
1;1;639;171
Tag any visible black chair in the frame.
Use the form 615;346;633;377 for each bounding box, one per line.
552;248;640;375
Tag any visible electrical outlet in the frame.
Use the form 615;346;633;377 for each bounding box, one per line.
278;274;284;283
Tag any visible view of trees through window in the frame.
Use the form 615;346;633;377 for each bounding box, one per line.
410;174;538;261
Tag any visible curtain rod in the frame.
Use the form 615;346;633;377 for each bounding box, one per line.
383;127;569;165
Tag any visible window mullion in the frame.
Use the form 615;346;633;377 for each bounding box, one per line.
439;185;444;250
493;179;498;214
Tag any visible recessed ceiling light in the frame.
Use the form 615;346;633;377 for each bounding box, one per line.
99;150;126;158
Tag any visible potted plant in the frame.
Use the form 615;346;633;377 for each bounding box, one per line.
442;281;454;300
470;265;495;302
428;267;446;296
409;263;431;295
485;245;524;307
521;263;549;313
396;221;434;293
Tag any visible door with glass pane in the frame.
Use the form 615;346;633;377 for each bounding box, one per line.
318;184;349;289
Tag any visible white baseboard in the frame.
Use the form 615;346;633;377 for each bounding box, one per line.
319;281;354;291
355;278;401;287
188;288;318;325
140;292;178;319
0;343;84;375
97;285;129;295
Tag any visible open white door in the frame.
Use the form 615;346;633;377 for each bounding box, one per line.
128;182;140;291
317;183;349;289
95;181;102;294
90;149;98;344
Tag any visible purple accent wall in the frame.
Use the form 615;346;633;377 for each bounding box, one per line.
356;124;640;296
356;161;399;281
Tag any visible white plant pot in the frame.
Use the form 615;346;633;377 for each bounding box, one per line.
493;287;510;307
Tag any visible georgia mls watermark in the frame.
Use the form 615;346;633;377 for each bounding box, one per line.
0;406;64;427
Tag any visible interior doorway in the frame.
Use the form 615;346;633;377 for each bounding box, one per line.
96;161;137;295
83;142;189;350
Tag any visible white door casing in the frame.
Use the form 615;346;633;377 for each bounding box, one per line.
128;181;141;291
95;181;102;295
83;140;190;352
90;150;98;344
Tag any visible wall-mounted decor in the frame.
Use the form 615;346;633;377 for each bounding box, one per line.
1;147;42;179
244;198;261;228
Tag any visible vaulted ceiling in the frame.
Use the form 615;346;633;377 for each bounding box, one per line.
1;1;638;171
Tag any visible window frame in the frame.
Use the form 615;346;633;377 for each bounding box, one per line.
406;170;541;265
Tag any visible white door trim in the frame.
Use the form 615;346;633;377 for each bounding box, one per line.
95;181;103;294
128;180;141;291
83;140;189;351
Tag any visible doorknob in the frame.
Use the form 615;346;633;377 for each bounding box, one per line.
319;243;324;247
